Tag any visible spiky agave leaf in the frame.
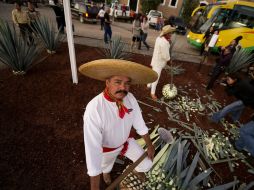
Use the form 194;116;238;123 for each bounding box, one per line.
100;36;130;59
0;19;41;73
32;16;63;52
226;48;254;74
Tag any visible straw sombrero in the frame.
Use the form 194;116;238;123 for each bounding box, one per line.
160;25;176;37
79;59;158;84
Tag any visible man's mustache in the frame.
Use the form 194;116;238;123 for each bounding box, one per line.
115;90;128;95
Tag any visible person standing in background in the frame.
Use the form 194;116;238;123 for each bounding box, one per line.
147;25;176;100
138;16;150;50
131;14;141;50
200;26;214;55
97;6;105;30
206;47;233;90
26;1;40;31
155;17;161;31
12;1;33;44
122;4;126;16
104;7;112;44
51;0;65;34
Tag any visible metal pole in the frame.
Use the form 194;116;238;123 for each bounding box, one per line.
62;0;78;84
135;0;140;13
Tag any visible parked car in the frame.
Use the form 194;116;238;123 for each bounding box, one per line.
147;10;163;28
110;3;131;21
72;1;99;24
167;16;187;35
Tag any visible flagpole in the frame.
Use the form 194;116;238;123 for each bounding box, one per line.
62;0;78;84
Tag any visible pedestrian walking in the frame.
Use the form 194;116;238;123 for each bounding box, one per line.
97;6;105;30
206;46;233;90
51;0;65;34
104;7;112;44
12;1;33;44
138;16;150;50
131;14;141;50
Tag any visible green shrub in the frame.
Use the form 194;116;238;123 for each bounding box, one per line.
100;36;130;59
226;49;254;74
32;16;63;54
0;19;41;74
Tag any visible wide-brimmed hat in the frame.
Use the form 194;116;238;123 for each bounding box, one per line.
160;25;176;37
79;59;158;84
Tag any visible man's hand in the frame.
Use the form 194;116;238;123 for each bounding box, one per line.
146;144;155;161
141;133;155;161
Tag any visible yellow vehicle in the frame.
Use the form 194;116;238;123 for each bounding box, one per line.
187;1;254;52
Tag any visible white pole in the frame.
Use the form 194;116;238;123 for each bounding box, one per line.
135;0;140;13
62;0;78;84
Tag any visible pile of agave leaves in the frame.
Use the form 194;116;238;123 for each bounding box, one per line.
117;66;254;190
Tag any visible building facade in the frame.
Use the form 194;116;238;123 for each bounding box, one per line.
117;0;214;18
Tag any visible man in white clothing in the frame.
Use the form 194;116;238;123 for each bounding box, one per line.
147;25;176;100
97;7;105;30
79;59;158;190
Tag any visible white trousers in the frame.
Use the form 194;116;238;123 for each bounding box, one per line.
147;66;163;95
101;138;153;173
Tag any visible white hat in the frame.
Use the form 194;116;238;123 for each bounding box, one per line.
160;25;176;37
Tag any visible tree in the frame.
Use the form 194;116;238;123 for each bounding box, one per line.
181;0;199;27
141;0;161;14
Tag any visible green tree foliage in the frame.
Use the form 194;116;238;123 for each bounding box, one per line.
181;0;199;26
141;0;161;14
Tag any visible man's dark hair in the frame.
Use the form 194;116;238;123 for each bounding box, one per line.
15;1;22;6
234;36;243;44
228;73;240;80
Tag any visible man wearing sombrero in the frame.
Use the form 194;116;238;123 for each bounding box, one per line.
147;25;176;100
79;59;158;190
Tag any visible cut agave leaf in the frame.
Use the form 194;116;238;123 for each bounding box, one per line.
207;180;240;190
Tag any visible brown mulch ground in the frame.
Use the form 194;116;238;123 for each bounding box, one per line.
0;43;253;190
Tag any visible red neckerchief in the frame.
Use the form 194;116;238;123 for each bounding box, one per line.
164;36;171;43
103;88;129;119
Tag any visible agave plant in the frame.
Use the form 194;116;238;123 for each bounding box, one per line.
121;128;242;190
145;139;213;190
0;19;41;74
32;16;63;54
99;36;130;59
226;48;254;74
